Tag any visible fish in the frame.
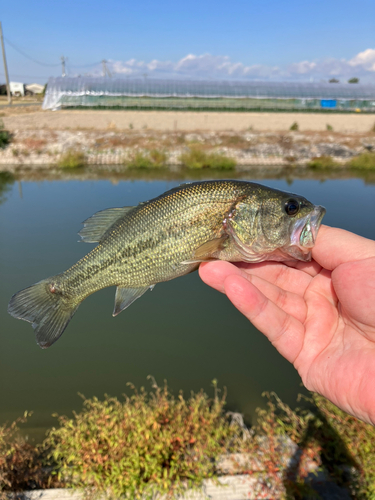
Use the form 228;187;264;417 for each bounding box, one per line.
8;180;326;349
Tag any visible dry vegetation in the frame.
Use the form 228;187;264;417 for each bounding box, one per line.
1;383;375;499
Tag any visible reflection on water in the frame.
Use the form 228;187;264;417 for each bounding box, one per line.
10;164;375;185
0;169;374;443
0;172;15;205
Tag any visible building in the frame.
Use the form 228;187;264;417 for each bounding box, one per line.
25;83;45;95
10;81;25;96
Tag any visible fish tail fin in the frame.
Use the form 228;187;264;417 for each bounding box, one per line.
8;278;79;349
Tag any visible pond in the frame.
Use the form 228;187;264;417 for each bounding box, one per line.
1;170;374;442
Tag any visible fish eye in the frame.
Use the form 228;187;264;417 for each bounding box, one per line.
285;199;300;216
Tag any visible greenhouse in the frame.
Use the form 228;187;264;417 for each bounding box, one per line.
43;77;375;112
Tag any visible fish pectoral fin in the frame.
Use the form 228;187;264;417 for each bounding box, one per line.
79;207;135;243
181;236;229;265
194;235;229;260
112;286;150;317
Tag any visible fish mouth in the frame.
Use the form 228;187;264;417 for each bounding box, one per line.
291;205;326;250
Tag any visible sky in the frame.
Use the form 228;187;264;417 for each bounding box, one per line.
1;0;375;84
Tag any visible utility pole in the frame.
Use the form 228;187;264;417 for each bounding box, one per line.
0;21;12;105
101;59;112;77
61;55;67;77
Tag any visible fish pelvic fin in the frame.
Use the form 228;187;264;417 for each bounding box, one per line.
113;286;150;317
79;207;135;243
8;279;79;349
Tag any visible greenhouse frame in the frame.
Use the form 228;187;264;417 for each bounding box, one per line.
43;77;375;112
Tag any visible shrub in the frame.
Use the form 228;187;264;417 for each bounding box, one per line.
57;150;86;169
126;150;167;169
326;124;333;131
44;380;239;499
0;413;61;497
289;122;299;131
180;147;235;170
347;152;375;170
0;120;11;149
307;156;340;169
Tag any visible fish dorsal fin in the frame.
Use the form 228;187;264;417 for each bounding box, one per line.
112;286;150;317
181;236;228;264
79;207;134;243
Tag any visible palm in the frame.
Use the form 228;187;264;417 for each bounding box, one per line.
199;226;375;424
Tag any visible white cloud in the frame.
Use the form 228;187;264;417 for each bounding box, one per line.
349;48;375;71
91;49;375;82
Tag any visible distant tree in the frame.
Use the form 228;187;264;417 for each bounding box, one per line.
348;77;359;84
329;78;339;83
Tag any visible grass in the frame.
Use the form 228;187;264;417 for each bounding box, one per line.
307;156;340;169
57;150;86;169
346;152;375;170
126;149;167;169
180;147;236;170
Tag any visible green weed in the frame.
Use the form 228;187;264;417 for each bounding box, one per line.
0;120;11;149
57;150;86;169
180;147;236;170
307;156;340;169
326;124;333;131
289;122;299;131
347;152;375;170
126;150;167;169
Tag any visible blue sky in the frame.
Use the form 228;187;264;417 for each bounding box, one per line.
1;0;375;84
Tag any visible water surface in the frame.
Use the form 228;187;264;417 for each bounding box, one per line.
1;173;374;441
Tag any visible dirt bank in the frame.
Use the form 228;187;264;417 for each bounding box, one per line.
1;107;375;173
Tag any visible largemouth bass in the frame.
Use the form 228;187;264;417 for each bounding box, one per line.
8;180;325;348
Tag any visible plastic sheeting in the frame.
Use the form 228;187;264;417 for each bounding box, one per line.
43;77;375;111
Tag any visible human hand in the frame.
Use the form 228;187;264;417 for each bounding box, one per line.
199;226;375;425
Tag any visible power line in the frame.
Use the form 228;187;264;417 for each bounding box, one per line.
0;72;52;79
4;37;60;67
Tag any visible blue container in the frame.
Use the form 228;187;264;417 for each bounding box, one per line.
320;99;337;108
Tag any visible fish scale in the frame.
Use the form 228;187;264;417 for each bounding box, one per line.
8;180;325;348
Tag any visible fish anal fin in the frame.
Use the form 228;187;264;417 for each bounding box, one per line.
79;207;134;243
112;286;150;317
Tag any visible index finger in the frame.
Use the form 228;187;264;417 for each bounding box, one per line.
312;225;375;271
